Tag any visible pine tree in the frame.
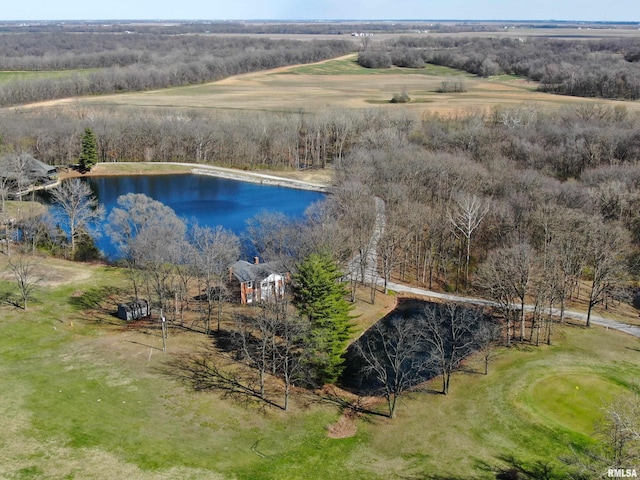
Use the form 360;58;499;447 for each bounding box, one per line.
292;252;354;385
79;127;97;171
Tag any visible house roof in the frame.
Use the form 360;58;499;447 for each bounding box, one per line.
118;299;149;311
229;260;285;283
23;154;57;175
1;154;57;179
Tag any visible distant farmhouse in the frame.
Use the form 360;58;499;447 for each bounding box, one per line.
1;154;58;196
228;258;287;305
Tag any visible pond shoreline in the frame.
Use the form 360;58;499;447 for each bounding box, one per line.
60;162;332;193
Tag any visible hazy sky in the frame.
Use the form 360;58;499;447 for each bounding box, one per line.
2;0;639;22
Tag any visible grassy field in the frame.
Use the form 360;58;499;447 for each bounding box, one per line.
0;70;93;84
22;53;640;117
60;162;194;179
285;55;467;77
0;255;639;479
3;201;46;220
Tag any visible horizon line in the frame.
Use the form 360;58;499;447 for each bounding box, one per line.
2;18;640;24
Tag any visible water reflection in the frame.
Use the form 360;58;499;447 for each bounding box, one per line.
48;174;325;260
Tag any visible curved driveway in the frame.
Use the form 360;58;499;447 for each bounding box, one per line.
383;280;640;338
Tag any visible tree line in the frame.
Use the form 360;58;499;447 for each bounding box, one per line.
0;34;352;106
0;107;392;169
3;104;640;178
0;20;510;36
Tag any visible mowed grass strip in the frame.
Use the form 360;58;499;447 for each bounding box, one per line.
526;373;629;436
0;69;94;83
285;54;470;77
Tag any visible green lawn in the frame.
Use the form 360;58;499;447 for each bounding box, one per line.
0;70;94;84
0;257;638;479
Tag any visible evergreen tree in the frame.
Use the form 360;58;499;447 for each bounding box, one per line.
292;252;354;385
78;127;97;171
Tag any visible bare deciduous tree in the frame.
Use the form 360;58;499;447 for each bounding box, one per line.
377;204;405;295
353;315;434;418
106;193;186;302
233;309;276;401
585;220;630;327
475;316;502;375
132;223;186;322
244;210;298;268
191;225;240;334
50;179;104;258
476;244;533;345
448;193;490;288
17;211;52;255
421;302;486;395
596;393;640;467
7;254;41;310
232;297;308;410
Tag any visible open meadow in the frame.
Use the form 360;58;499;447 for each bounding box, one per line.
22;53;640;117
0;255;639;479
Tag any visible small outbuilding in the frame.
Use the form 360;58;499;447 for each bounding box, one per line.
116;299;150;321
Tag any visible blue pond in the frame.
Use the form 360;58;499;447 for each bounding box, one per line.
76;174;325;259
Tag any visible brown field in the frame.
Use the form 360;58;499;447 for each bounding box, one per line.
22;52;640;117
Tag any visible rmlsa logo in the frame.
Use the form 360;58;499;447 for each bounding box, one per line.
608;469;638;478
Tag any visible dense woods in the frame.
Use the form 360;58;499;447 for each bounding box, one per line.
326;104;640;342
359;36;640;100
2;103;640;177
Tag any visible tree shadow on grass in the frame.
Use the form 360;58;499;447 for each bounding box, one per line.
457;365;487;376
310;384;391;420
0;290;22;308
391;458;552;480
484;455;567;480
156;334;285;411
67;285;127;324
